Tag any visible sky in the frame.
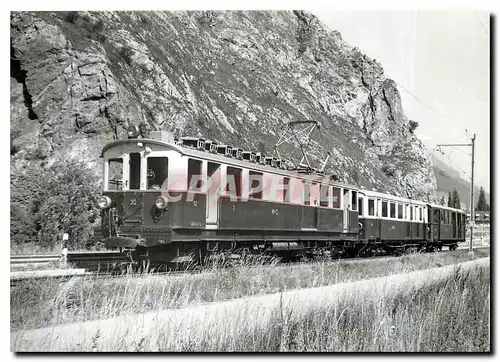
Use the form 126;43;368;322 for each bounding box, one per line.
315;11;490;191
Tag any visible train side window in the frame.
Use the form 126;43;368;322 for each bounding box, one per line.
249;171;263;199
397;204;403;219
332;187;341;208
382;201;388;217
320;185;329;207
283;177;290;202
368;199;375;216
108;158;123;190
358;197;364;216
390;202;396;218
226;167;242;197
410;206;414;221
311;182;319;205
351;191;358;211
146;157;169;190
187;158;203;190
303;182;311;205
420;207;423;221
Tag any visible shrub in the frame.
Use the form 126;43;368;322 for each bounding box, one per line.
409;120;419;133
38;158;100;250
10;157;100;251
10;165;48;247
119;46;135;65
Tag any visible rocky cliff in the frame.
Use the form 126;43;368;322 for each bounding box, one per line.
10;10;439;201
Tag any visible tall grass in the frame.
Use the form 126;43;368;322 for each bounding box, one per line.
11;249;488;332
12;259;490;352
195;262;490;352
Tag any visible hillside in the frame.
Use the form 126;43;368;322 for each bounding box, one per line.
432;154;490;210
10;10;440;200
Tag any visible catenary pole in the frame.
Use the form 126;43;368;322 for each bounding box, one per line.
436;132;476;252
469;133;476;252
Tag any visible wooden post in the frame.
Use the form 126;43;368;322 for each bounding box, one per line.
61;233;69;266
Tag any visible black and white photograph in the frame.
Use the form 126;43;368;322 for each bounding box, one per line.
9;5;491;353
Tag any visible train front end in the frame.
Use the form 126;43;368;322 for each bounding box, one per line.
94;126;191;260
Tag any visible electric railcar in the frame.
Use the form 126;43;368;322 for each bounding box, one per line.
94;126;466;264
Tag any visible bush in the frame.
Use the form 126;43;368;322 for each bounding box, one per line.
10;157;100;251
119;46;135;65
10;165;47;247
38;158;100;250
409;120;419;133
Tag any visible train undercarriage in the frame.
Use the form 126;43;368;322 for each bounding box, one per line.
112;237;460;271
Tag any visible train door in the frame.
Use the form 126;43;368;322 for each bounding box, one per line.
206;162;221;229
343;189;350;232
427;207;433;241
452;212;457;238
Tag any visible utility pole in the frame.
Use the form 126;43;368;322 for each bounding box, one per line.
436;132;476;252
470;133;476;252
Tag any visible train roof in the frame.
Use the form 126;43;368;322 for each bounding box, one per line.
360;189;427;205
425;203;466;213
101;138;360;190
358;190;464;213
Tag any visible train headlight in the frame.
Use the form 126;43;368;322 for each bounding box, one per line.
155;196;168;210
97;196;112;209
127;125;140;138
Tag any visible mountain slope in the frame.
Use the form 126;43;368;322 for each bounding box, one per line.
432;154;490;209
11;10;439;201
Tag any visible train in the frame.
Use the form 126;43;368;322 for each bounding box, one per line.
94;124;466;265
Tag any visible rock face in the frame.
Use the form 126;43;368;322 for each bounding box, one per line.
10;10;438;201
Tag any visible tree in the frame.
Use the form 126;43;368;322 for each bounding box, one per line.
440;196;446;206
476;187;489;211
452;189;461;209
447;191;453;207
409;120;419;133
38;157;101;250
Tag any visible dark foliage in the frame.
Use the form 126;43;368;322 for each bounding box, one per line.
409;120;419;133
476;187;489;211
10;158;100;250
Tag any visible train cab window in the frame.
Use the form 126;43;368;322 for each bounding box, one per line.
129;153;141;190
320;185;329;207
358;198;364;216
187;159;203;190
397;204;403;219
368;199;375;216
146;157;169;190
226;167;242;197
382;201;388;217
303;182;311;205
249;171;263;199
351;191;358;211
390;202;396;218
108;158;123;190
332;187;341;208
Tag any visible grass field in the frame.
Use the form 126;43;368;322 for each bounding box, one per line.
12;257;490;352
11;249;489;332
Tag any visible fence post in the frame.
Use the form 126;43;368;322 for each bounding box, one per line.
61;233;69;266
